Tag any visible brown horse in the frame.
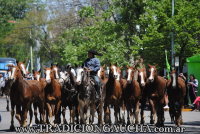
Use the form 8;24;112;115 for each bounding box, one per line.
44;67;61;125
104;65;123;124
140;64;166;127
124;66;141;124
32;70;47;124
17;61;28;77
9;66;45;129
167;70;186;126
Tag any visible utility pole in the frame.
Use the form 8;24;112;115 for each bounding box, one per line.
30;45;33;72
171;0;175;68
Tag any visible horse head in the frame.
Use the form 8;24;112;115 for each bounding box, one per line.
109;65;121;80
138;67;147;87
148;64;158;83
17;62;28;77
10;66;22;82
76;67;85;85
32;70;41;81
126;66;135;84
98;65;106;80
51;65;60;79
44;68;53;84
170;70;177;89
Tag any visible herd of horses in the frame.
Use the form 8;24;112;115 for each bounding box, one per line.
1;62;186;130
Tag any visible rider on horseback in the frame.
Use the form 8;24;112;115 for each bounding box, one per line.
83;49;102;100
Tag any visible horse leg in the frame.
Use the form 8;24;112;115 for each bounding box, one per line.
46;103;53;125
121;102;126;124
179;100;184;125
149;99;156;124
39;101;45;124
156;100;165;127
75;105;79;124
114;104;119;124
134;100;140;124
62;106;67;124
103;103;110;124
140;98;146;124
10;102;15;130
89;104;94;124
169;102;175;123
175;101;182;126
79;104;85;124
6;96;10;111
55;100;61;124
71;107;75;124
97;101;103;125
33;103;39;124
15;104;22;126
22;102;30;127
29;104;33;127
126;103;131;125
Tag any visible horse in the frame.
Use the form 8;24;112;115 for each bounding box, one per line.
17;61;29;77
124;66;141;124
140;64;166;127
9;66;45;129
104;65;124;124
137;67;148;124
75;67;97;124
44;66;62;125
32;70;47;124
59;66;79;124
167;70;186;126
1;67;13;111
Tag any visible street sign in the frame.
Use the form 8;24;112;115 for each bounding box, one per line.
175;56;179;67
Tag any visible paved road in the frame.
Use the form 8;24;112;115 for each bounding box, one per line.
0;97;200;133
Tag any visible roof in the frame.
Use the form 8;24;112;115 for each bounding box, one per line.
0;57;16;63
186;54;200;63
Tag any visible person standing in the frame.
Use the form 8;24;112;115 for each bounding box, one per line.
188;74;198;104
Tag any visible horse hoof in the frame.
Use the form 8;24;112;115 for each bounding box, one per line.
29;123;33;127
10;125;15;131
40;120;45;124
140;120;145;124
35;119;39;124
64;120;68;124
135;121;139;124
6;107;9;111
150;120;154;124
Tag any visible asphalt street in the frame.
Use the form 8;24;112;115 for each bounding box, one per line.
0;97;200;134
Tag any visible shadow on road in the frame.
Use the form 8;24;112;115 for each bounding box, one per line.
183;121;200;126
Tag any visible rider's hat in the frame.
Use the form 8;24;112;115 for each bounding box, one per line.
88;49;103;56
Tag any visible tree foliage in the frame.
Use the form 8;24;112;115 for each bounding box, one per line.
0;0;200;72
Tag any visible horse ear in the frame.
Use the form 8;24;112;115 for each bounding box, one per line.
38;69;41;73
109;63;112;67
32;70;35;74
103;64;106;68
16;60;19;65
126;65;129;69
155;64;158;67
148;64;151;67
